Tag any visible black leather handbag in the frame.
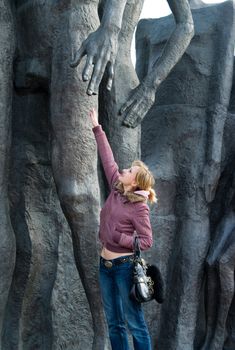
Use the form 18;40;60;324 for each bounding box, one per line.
129;237;165;304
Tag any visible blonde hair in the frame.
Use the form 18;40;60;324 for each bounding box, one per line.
132;160;157;204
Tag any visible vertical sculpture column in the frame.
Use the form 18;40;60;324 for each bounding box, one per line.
201;59;235;350
99;0;144;170
3;1;106;349
0;0;16;341
136;1;235;348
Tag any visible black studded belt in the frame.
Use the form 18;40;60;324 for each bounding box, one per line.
100;255;134;268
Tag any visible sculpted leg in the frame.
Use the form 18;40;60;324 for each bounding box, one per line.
153;108;211;350
163;205;209;349
50;51;107;349
200;265;218;350
224;293;235;349
207;237;235;349
0;0;16;340
201;207;235;350
2;91;59;349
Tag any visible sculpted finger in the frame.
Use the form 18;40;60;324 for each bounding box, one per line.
82;56;94;81
124;97;148;127
70;46;85;68
123;111;137;127
106;61;114;91
122;103;139;128
122;119;132;128
129;114;144;128
87;57;107;95
132;114;145;128
87;59;102;95
133;102;151;127
120;95;136;115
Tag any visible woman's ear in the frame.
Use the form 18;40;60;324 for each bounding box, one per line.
131;180;137;189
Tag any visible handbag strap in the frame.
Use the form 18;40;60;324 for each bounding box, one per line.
133;236;141;259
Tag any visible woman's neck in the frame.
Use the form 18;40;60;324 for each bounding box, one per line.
123;185;134;195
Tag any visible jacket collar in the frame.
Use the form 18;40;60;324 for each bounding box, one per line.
114;182;148;203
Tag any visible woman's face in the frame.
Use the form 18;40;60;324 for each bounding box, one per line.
118;166;140;187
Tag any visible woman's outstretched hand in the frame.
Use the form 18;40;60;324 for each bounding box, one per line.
89;108;99;128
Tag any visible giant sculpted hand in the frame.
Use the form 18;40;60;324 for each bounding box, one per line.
121;0;194;128
70;26;118;95
121;78;156;128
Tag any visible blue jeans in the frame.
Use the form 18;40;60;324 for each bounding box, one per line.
99;256;152;350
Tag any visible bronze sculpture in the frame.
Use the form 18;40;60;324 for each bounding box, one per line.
1;0;194;348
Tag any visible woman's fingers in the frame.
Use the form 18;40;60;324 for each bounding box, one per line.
88;108;98;127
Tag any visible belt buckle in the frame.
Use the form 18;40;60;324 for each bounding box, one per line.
104;260;113;268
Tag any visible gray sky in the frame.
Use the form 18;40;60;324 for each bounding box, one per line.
131;0;226;64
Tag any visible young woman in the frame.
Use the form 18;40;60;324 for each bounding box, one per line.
89;108;156;350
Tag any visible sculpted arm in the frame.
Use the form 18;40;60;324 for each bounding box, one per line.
71;0;127;95
122;0;194;127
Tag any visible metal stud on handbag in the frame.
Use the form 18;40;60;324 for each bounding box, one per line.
129;236;165;304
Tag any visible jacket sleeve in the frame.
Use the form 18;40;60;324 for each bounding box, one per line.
113;204;153;251
93;125;120;189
